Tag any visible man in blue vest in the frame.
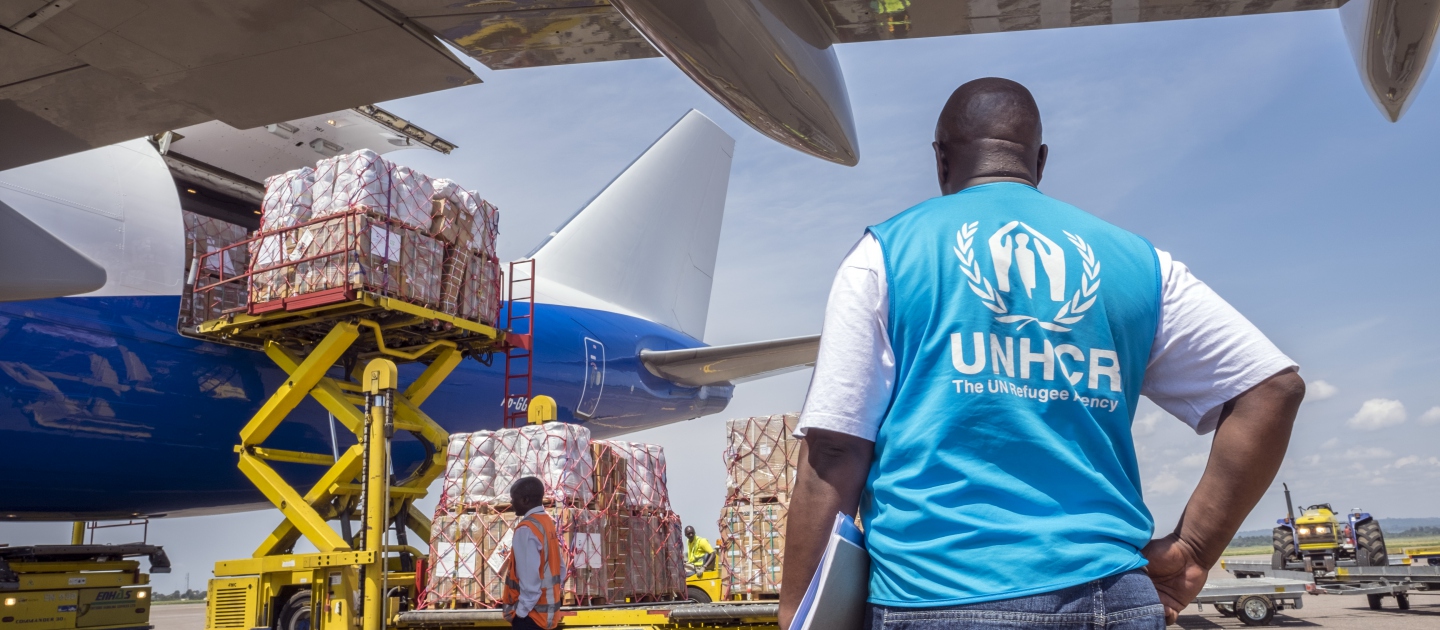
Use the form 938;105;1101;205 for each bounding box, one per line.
779;78;1305;629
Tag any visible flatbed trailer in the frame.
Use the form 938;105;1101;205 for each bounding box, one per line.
1222;559;1440;611
397;602;778;629
1192;577;1308;626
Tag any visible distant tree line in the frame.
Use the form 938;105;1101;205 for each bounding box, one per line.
1229;525;1440;549
153;589;207;602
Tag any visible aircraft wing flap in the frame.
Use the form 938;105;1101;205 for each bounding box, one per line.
819;0;1342;44
402;3;660;69
641;335;820;388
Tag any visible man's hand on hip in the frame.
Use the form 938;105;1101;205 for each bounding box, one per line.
1152;369;1305;626
1142;534;1206;625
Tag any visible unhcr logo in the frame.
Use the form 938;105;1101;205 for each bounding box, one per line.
955;221;1102;332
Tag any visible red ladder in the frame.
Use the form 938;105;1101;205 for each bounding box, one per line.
502;259;536;428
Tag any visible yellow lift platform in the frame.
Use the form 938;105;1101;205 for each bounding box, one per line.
192;289;777;630
191;290;503;630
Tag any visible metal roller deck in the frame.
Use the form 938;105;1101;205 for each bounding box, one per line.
396;602;779;629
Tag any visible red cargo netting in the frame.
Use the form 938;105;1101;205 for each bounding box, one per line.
423;426;686;609
190;150;502;327
718;413;799;600
180;211;250;329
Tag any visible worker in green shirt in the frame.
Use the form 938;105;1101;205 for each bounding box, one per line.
684;526;715;570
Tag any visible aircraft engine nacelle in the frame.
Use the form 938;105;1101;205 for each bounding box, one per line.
1340;0;1440;121
610;0;860;166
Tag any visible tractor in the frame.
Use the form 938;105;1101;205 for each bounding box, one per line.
1272;483;1387;571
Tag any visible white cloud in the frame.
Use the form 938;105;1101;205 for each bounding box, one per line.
1420;407;1440;426
1320;437;1340;449
1344;446;1394;460
1308;380;1338;401
1346;399;1407;431
1179;452;1208;469
1148;472;1186;496
1133;411;1161;437
1394;456;1440;468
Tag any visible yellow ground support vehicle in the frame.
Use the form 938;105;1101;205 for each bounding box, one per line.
1272;484;1387;571
0;544;168;630
685;566;723;604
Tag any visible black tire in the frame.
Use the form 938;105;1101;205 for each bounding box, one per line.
1215;602;1237;617
1367;594;1383;610
686;586;712;603
1236;595;1275;626
1355;519;1388;566
276;590;312;630
1396;592;1410;610
1272;527;1296;570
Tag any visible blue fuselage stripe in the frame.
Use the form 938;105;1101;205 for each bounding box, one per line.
0;296;726;518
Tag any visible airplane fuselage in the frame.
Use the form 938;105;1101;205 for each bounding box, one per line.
0;295;729;520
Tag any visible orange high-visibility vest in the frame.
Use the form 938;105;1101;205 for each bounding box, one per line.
501;511;564;629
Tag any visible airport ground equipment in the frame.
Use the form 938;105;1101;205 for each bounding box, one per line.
187;268;507;630
188;254;776;629
1271;483;1386;571
1191;577;1308;626
0;544;169;630
1223;558;1440;611
395;601;778;628
684;563;722;604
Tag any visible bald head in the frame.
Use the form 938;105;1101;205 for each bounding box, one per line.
510;476;544;514
933;78;1047;194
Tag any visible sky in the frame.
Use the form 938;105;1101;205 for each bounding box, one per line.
7;8;1440;594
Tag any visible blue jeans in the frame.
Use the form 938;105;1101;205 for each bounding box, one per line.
865;569;1165;629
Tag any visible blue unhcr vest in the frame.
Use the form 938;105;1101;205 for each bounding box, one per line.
864;182;1161;606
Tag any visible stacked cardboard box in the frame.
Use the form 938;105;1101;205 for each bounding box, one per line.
717;413;800;600
425;511;514;607
424;428;686;609
587;440;685;601
724;413;800;500
245;150;501;324
180;211;250;328
718;503;787;598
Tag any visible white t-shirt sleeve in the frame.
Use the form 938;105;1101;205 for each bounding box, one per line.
1141;249;1298;433
795;238;1297;441
795;233;894;442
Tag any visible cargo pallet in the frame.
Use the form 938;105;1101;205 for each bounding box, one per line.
396;602;778;629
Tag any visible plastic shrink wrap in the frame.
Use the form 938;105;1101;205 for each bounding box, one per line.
240;150;501;325
717;413;801;600
426;427;685;607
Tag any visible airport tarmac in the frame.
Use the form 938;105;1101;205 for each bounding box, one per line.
1174;555;1440;629
150;602;205;630
151;558;1438;630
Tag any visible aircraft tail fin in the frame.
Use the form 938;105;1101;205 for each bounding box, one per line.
527;110;735;341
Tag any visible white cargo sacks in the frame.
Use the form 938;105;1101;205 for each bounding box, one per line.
442;424;596;507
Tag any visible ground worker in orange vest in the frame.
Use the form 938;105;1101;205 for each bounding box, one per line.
501;476;566;630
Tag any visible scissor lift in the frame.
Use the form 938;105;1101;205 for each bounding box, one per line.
189;287;506;630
